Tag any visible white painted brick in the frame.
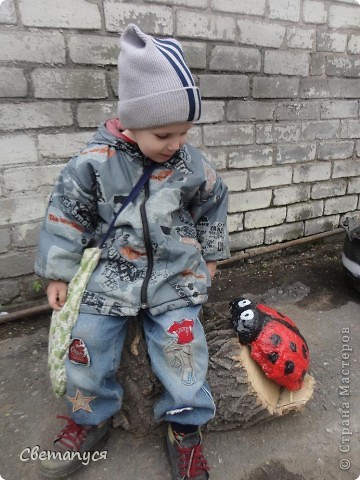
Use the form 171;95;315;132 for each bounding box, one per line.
317;32;347;53
300;79;360;99
183;42;207;70
268;0;300;22
105;3;172;34
0;228;10;253
348;178;360;194
328;5;360;30
273;185;310;205
187;127;202;149
324;196;358;215
0;196;48;225
249;166;293;189
228;146;273;169
287;200;323;222
227;213;244;234
110;71;119;97
176;11;235;41
245;207;286;229
38;132;93;159
265;222;304;244
333;159;360;178
221;171;247;192
69;36;118;65
357;141;360;157
255;125;272;144
196;101;225;124
0;135;38;166
4;165;62;193
230;229;264;251
311;180;347;199
256;124;302;144
310;54;326;76
274;102;320;121
253;78;299;99
237;20;285;48
32;69;107;99
0;68;27;97
305;215;340;236
202;149;227;170
301;120;339;141
228;190;272;213
320;100;359;119
348;35;360;54
210;46;261;73
264;51;310;77
0;251;36;278
0;31;65;64
326;56;360;77
275;144;316;164
0;0;16;24
77;102;118;128
144;0;206;6
303;1;327;24
0;102;73;131
203;125;254;147
19;0;101;29
199;75;249;98
12;222;41;248
286;27;315;50
341;120;360;139
293;163;331;183
318;141;354;160
227;101;274;122
210;0;266;15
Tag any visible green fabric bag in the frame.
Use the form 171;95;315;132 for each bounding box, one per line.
48;247;101;398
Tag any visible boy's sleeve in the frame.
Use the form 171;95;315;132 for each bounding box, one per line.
34;158;98;282
190;159;230;261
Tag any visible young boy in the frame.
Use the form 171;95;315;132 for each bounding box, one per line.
35;24;229;479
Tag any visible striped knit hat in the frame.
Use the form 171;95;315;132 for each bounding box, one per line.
118;24;201;129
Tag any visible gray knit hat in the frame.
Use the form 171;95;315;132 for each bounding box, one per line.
118;24;201;129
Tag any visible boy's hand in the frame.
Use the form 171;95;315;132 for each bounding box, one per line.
206;261;217;279
47;280;68;311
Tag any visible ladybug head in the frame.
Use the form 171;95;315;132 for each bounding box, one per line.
229;297;263;344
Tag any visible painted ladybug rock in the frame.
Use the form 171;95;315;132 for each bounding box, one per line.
229;297;310;391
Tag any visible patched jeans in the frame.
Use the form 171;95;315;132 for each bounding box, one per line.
64;305;216;427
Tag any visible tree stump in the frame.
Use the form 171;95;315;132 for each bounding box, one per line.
114;302;314;436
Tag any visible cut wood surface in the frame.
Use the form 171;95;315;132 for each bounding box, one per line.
113;302;314;436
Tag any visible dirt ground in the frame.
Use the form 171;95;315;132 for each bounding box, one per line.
0;238;359;480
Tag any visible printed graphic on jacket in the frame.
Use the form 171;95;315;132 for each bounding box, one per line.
60;196;97;233
165;319;196;385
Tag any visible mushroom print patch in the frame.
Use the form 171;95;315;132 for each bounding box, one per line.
165;319;196;386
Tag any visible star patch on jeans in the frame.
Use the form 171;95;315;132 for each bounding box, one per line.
68;338;90;367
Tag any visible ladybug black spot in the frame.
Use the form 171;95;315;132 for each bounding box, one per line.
284;360;295;375
302;344;308;359
290;342;297;352
270;334;282;346
267;352;279;364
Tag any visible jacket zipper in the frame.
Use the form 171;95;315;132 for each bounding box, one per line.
140;170;153;309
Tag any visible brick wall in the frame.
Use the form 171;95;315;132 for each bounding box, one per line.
0;0;360;306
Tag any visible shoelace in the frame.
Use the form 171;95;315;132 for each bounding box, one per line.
54;415;91;452
178;443;209;479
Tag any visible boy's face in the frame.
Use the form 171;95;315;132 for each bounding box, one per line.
125;122;193;164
